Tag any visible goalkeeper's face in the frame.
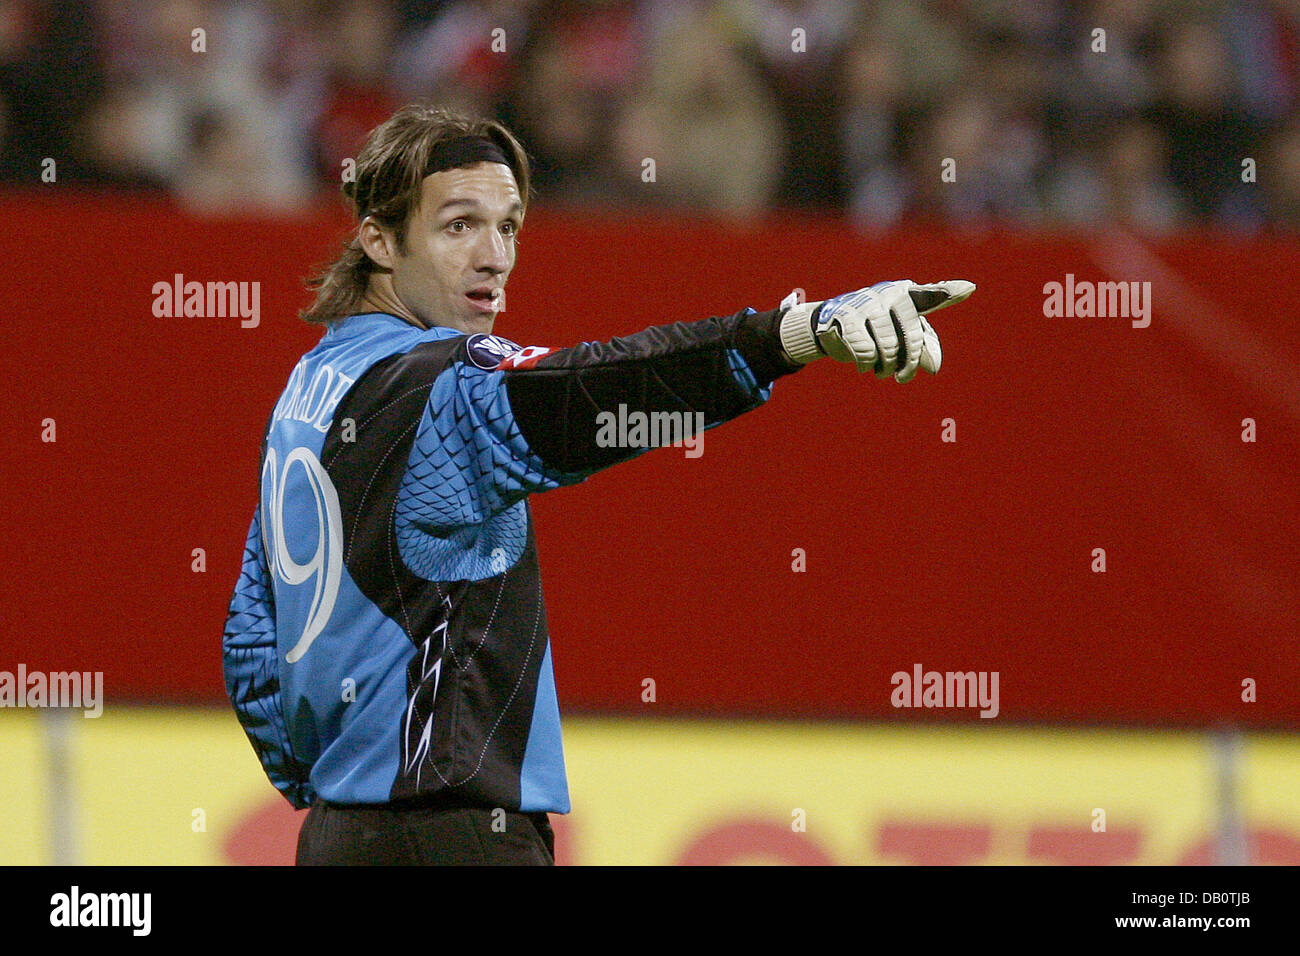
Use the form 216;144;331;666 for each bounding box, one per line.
387;161;523;334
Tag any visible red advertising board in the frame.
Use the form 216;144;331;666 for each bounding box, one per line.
3;192;1297;726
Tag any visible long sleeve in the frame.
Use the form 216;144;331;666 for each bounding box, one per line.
502;306;799;473
221;504;316;810
391;306;800;533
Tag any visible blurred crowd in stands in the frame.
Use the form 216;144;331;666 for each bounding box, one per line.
2;0;1297;231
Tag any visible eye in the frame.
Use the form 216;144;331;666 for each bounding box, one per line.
447;219;469;234
501;220;519;237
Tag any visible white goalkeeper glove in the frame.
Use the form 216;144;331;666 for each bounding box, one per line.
778;279;976;383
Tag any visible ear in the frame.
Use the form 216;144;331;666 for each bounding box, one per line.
357;216;399;271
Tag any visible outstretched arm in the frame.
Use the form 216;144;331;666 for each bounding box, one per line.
379;305;801;535
367;278;977;533
500;304;798;474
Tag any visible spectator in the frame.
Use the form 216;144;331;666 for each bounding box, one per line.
0;0;1291;233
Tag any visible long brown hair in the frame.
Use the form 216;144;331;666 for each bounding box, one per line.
301;105;531;325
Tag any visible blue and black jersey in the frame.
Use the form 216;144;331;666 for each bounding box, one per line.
222;307;801;813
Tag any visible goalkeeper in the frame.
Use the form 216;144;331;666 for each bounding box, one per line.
221;104;975;865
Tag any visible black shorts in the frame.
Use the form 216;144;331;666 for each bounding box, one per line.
296;799;556;866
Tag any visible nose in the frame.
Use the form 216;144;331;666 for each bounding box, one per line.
475;226;512;275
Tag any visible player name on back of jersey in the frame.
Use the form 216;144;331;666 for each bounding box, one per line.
272;360;357;434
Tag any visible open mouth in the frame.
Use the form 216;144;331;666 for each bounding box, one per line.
465;289;499;312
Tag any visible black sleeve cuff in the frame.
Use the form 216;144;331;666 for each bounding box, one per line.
733;307;805;385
